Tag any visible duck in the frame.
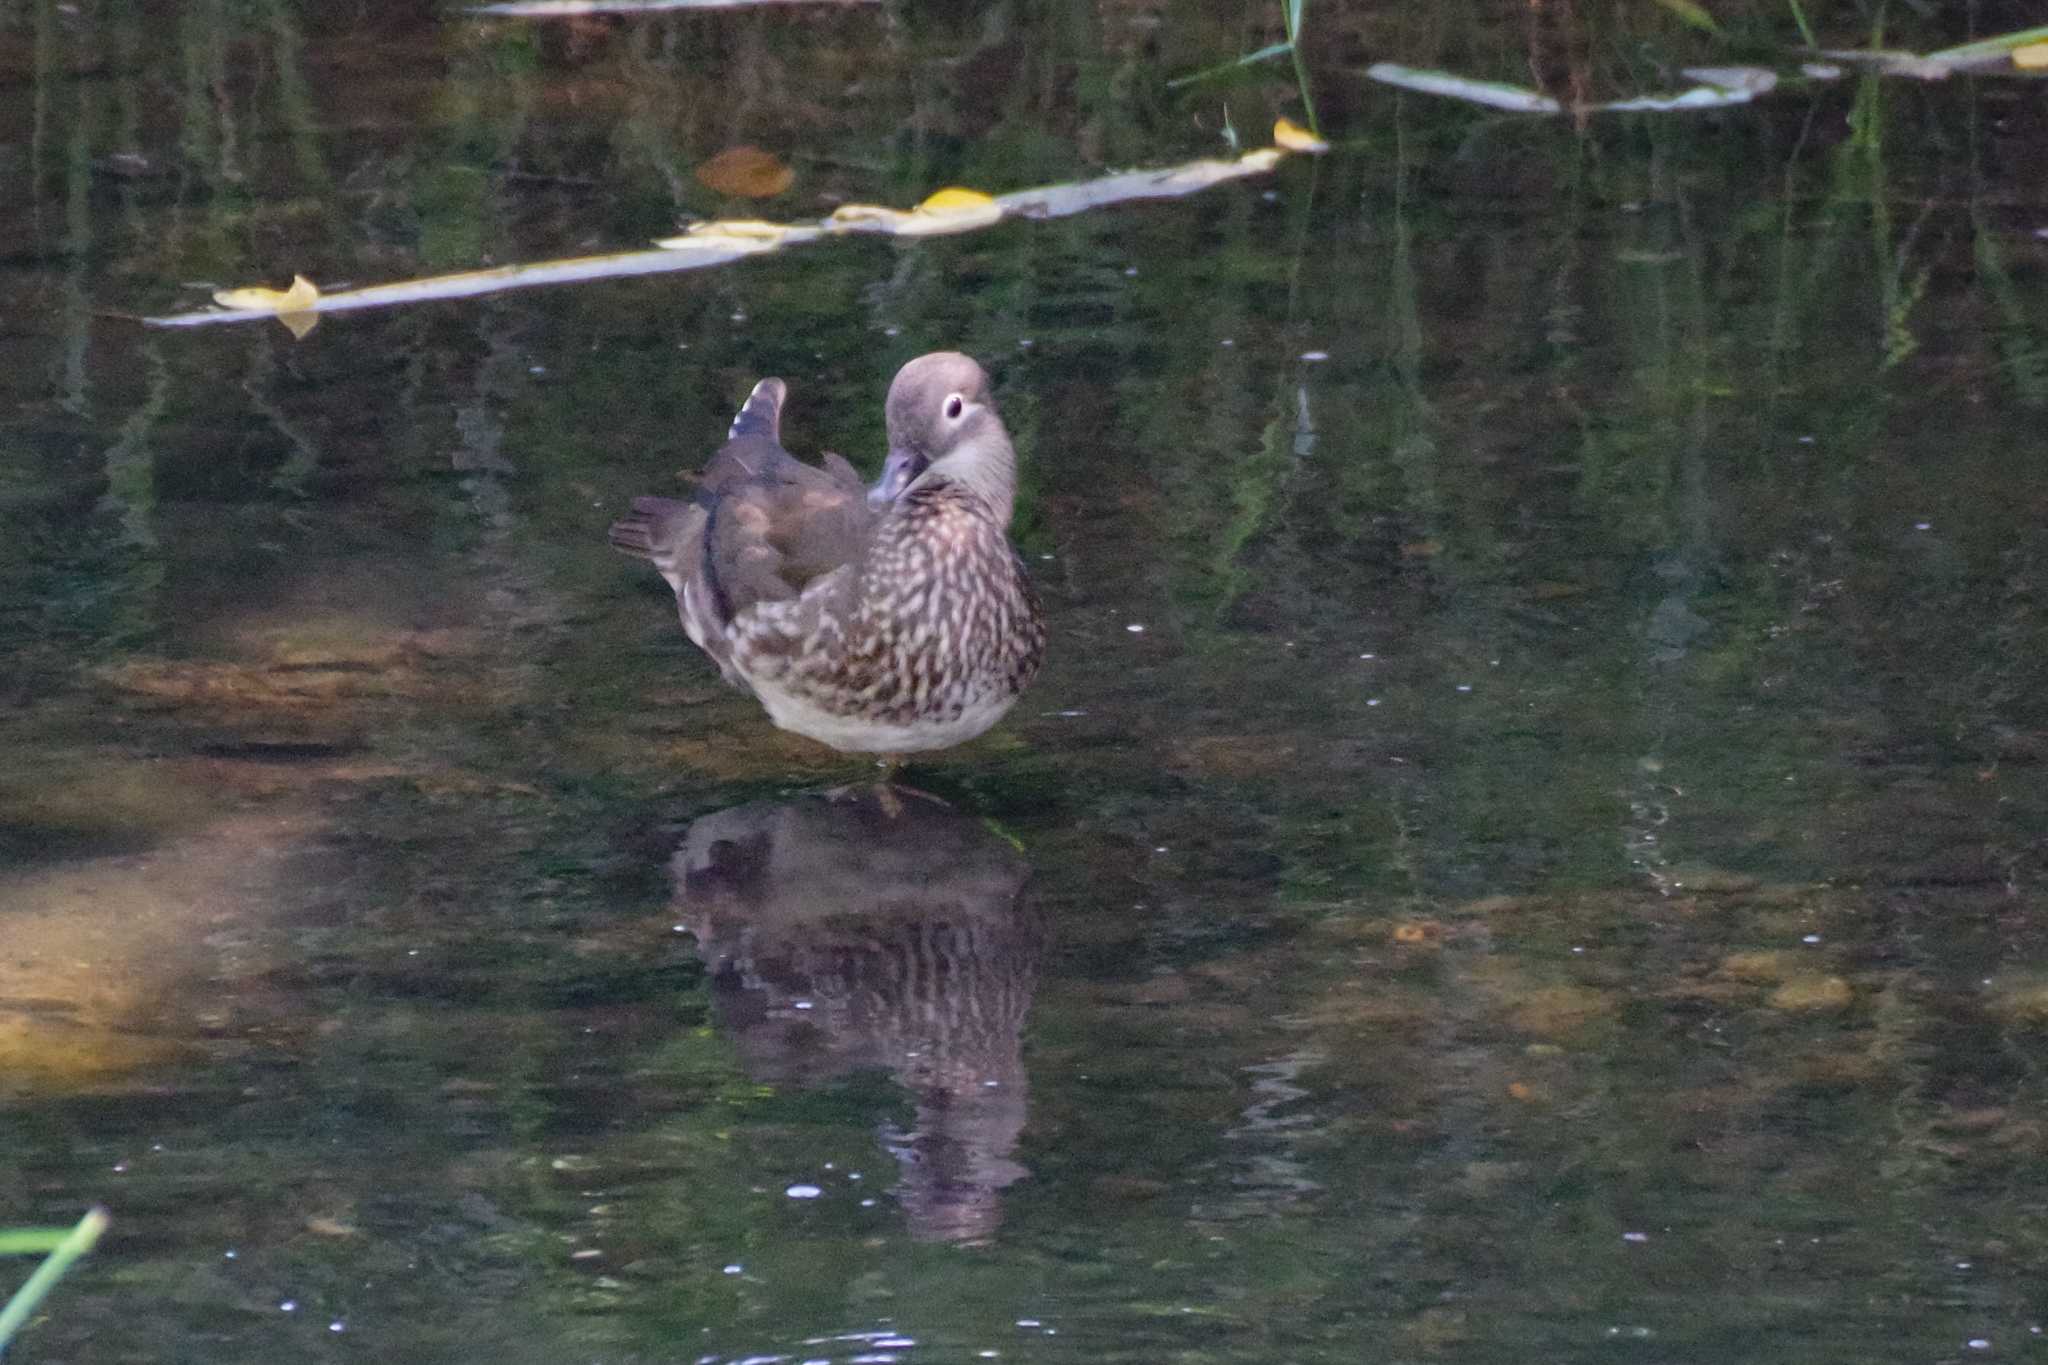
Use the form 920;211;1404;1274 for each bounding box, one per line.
608;352;1046;763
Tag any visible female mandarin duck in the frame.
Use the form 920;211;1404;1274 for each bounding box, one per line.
609;352;1045;761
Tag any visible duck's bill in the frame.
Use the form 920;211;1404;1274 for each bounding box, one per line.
868;448;928;508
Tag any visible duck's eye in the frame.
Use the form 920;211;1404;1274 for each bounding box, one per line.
943;394;965;421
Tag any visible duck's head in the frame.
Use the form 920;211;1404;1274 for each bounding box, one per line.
870;352;1017;526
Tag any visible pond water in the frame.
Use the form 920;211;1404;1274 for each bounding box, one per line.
5;2;2048;1362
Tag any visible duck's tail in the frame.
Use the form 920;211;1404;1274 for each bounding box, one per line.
608;495;702;586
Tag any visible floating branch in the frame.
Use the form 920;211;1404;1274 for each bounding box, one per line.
148;248;763;331
1363;63;1562;113
1810;23;2048;78
1367;22;2048;116
1368;61;1783;114
144;146;1293;333
473;0;878;16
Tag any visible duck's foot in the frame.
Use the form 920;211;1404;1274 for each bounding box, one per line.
873;755;956;813
818;759;951;818
874;780;956;818
817;783;950;816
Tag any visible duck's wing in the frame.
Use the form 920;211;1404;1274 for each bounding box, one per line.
696;380;876;622
612;377;876;659
608;379;794;585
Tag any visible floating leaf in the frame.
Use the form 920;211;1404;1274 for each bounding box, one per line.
212;273;319;313
823;189;1004;238
693;145;794;199
654;219;799;252
900;187;1004;235
1365;63;1562;114
827;202;915;233
1272;117;1329;153
2014;42;2048;68
211;274;321;339
917;186;997;213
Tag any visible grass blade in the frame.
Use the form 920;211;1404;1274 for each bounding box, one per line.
1168;41;1294;89
0;1208;109;1356
0;1234;70;1258
1784;0;1816;47
1924;25;2048;63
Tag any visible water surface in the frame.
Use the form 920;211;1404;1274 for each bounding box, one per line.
4;3;2048;1362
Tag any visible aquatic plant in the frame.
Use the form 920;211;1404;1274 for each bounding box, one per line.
0;1209;108;1357
1169;0;1318;133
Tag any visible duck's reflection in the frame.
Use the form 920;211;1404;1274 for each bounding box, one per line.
670;787;1043;1244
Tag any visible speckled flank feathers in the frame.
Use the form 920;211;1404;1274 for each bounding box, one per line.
609;353;1045;756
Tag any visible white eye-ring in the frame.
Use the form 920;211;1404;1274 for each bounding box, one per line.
943;393;965;421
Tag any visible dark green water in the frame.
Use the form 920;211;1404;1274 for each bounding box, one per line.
5;2;2048;1361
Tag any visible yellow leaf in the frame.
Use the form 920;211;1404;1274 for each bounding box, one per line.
213;274;320;339
893;186;1005;237
828;203;912;231
654;219;789;252
1272;117;1329;153
916;186;997;213
213;273;320;313
2015;42;2048;68
693;145;794;199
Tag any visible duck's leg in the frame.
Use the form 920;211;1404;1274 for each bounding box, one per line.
875;754;905;818
821;754;909;810
871;756;954;816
